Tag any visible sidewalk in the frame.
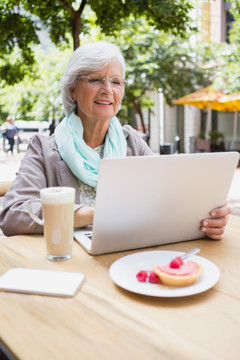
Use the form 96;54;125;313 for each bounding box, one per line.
0;149;240;215
0;150;25;182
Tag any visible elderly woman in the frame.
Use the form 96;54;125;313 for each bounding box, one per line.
0;41;230;239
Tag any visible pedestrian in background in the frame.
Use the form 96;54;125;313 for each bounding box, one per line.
0;116;19;155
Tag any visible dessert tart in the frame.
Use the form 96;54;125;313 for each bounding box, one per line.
153;256;203;287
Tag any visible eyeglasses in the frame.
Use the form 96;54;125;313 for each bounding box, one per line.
76;75;126;88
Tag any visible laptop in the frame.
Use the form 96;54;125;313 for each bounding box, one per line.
74;151;239;255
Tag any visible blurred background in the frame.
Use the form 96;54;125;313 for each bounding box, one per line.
0;0;240;155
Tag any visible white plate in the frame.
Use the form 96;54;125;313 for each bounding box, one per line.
109;250;220;297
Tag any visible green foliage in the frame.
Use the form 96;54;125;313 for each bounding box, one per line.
21;0;72;46
198;130;224;142
0;0;194;84
212;0;240;93
0;46;72;122
0;11;209;126
198;131;208;140
0;0;40;83
90;0;194;37
98;18;209;105
84;16;209;127
2;1;237;129
209;130;224;141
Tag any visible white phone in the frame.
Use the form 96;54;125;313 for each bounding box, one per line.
0;268;85;297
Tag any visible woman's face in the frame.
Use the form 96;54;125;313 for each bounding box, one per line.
70;60;124;124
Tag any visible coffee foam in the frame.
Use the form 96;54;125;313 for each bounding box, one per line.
40;187;75;204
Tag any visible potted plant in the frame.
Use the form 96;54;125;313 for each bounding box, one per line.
209;130;225;152
195;132;210;152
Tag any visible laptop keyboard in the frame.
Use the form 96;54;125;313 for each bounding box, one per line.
84;232;92;241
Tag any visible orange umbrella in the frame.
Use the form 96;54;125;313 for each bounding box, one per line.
172;86;225;134
219;91;240;109
219;92;240;147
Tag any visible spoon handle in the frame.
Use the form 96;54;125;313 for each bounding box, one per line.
181;247;200;260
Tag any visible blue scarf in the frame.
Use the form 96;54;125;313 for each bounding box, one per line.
55;111;127;188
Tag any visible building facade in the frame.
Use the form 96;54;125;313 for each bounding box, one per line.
147;0;239;154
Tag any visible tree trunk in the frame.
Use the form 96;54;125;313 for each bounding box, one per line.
71;0;87;49
72;13;81;49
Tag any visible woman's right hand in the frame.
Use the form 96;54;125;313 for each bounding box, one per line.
74;206;95;228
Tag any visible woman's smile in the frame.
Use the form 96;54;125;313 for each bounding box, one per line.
94;100;113;105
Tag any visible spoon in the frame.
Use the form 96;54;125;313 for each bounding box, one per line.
180;247;200;260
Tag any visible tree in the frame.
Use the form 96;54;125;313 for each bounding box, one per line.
0;46;72;122
0;16;210;129
104;18;212;132
0;0;194;84
0;1;40;83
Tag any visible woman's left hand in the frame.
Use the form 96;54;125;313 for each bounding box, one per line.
200;204;231;240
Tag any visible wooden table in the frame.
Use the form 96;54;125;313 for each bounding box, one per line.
0;215;240;360
0;181;12;197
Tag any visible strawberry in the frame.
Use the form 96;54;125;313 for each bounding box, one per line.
169;256;184;269
136;270;148;282
149;271;159;284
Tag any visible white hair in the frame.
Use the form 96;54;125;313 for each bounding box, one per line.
61;41;126;115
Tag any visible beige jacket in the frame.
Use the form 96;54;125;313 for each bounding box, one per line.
0;125;153;236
